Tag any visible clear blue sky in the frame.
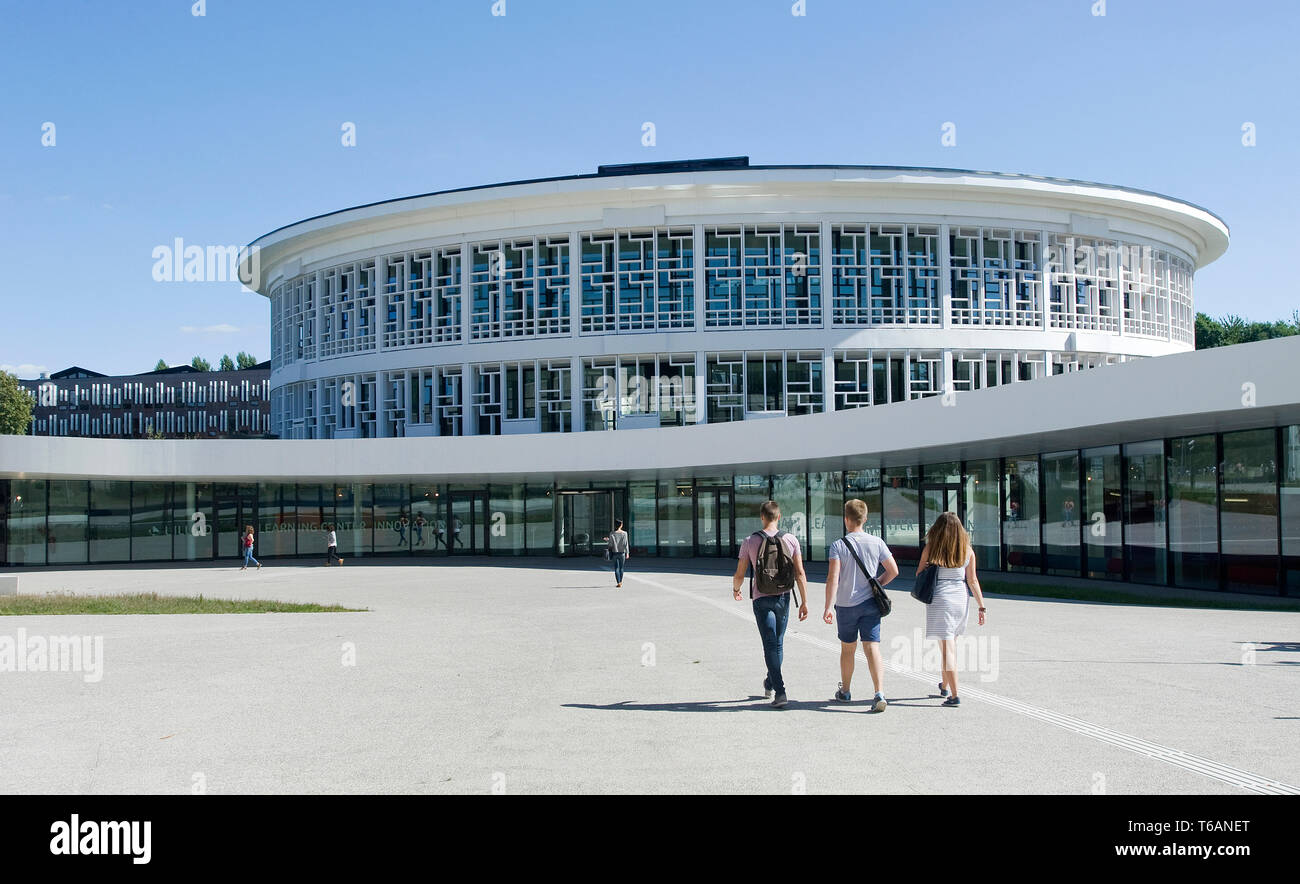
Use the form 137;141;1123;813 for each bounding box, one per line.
2;0;1296;377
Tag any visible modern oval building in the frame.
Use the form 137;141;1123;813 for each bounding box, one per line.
254;157;1225;441
3;158;1298;598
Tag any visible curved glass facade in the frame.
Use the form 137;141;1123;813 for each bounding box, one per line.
4;423;1294;597
266;220;1195;441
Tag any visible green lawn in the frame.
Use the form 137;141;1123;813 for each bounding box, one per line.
0;593;367;615
979;578;1297;612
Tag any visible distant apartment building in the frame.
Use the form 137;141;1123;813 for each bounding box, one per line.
20;363;272;439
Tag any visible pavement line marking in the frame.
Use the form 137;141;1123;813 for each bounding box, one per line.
625;572;1300;796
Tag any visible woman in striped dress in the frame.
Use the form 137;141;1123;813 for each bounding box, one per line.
916;512;987;707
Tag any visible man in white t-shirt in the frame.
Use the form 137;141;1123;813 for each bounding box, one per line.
824;499;898;711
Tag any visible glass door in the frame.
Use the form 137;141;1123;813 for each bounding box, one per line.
920;482;965;541
695;486;734;557
213;483;258;559
558;491;617;557
449;491;488;554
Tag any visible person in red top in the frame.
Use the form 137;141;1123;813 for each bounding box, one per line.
240;525;261;571
732;500;808;708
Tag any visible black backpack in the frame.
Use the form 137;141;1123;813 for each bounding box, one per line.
750;531;796;598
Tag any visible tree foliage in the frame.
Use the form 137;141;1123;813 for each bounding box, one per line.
0;371;35;435
191;355;212;372
1195;311;1299;349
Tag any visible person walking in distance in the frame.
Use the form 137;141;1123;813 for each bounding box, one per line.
605;520;630;587
824;499;898;711
324;524;344;566
240;525;262;571
733;500;809;708
916;512;986;706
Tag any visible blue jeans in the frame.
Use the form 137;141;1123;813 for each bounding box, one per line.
611;553;626;583
243;547;259;567
752;593;790;694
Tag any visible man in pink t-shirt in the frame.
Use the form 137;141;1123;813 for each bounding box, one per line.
732;500;809;708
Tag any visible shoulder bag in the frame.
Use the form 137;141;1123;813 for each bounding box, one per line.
841;535;892;617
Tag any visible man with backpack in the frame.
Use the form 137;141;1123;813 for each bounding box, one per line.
733;500;809;708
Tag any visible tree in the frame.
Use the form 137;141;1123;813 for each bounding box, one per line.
191;356;212;372
0;371;35;435
1195;311;1299;349
235;351;258;370
154;359;169;371
219;354;236;372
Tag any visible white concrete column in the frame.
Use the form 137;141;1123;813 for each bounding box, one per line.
460;240;474;343
461;362;476;436
693;223;706;331
1039;230;1052;332
375;255;389;352
569;230;582;337
694;350;707;425
570;355;584;433
819;220;833;330
938;223;952;329
822;349;834;413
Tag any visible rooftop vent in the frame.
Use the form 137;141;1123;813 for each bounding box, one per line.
596;156;750;177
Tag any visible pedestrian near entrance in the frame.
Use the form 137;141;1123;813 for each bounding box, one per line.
605;520;630;587
823;499;898;711
240;525;262;571
324;524;344;566
733;500;809;708
917;512;986;706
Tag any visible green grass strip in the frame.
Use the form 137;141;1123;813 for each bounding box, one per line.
0;593;367;615
980;579;1298;612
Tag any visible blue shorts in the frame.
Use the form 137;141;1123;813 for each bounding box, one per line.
835;600;882;644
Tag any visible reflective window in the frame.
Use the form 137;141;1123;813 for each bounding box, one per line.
7;479;46;565
1003;456;1041;572
48;480;88;564
89;480;131;562
1084;446;1123;579
1125;441;1167;585
1220;429;1279;592
883;468;921;563
1168;435;1218;589
1283;426;1300;593
963;459;1000;571
373;483;410;554
657;480;694;557
490;484;526;555
1042;452;1081;576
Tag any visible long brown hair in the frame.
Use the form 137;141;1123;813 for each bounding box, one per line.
925;512;969;568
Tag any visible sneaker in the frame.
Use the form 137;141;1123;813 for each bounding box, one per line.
771;692;788;709
872;693;888;713
763;677;773;700
942;695;961;707
938;682;950;698
257;563;262;570
833;682;851;703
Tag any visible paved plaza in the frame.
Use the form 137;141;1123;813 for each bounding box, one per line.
1;559;1297;794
